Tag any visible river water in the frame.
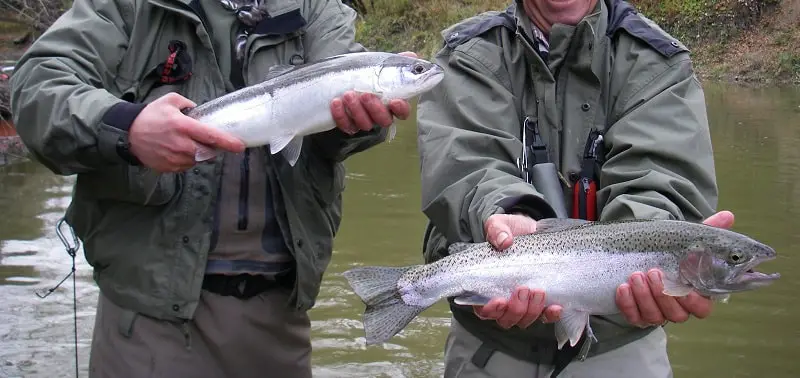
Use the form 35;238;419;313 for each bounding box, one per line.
1;82;798;377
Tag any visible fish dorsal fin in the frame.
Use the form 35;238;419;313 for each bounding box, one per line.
536;218;591;234
447;242;472;255
265;64;297;81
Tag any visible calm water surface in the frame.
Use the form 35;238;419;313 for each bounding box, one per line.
1;82;799;377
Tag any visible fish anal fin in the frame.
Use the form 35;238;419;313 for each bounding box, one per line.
661;275;694;297
264;64;296;81
554;309;590;350
280;136;303;166
453;292;492;306
447;242;472;255
536;218;591;234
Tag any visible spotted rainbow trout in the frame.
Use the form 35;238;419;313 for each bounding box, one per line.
343;218;780;349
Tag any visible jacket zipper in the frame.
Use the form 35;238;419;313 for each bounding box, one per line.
237;148;250;230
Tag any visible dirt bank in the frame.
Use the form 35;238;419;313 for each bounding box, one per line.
354;0;799;86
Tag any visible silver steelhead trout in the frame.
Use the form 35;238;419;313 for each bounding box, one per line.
343;218;780;349
187;52;445;165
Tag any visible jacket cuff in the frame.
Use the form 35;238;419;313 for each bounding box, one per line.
102;101;147;132
96;101;147;165
494;194;556;221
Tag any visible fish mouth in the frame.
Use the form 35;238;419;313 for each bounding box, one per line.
731;255;780;286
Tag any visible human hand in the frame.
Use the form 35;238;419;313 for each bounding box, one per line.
329;51;417;135
128;93;245;172
616;210;736;327
471;214;562;329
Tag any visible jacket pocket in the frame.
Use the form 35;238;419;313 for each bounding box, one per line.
75;165;182;206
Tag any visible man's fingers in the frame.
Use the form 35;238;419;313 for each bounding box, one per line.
518;289;546;328
646;269;689;323
360;93;394;128
388;99;410;120
330;97;357;134
344;92;374;131
628;272;665;325
702;210;735;229
495;287;529;329
398;51;418;58
180;118;245;154
616;283;644;326
677;292;714;319
473;298;507;320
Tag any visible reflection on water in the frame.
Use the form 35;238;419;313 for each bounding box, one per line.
1;83;799;377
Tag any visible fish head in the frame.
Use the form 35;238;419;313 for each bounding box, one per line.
679;226;780;296
376;55;444;100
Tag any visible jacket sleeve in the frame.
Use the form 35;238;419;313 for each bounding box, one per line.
417;46;556;244
302;0;389;162
9;0;139;175
598;58;718;223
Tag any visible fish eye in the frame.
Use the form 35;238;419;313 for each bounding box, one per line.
412;63;426;75
729;251;743;263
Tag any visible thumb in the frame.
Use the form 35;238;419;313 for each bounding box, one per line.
702;210;735;229
160;92;197;110
484;214;516;250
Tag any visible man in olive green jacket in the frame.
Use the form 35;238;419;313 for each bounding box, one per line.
417;0;734;376
10;0;416;376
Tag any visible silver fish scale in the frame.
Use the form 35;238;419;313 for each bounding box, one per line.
396;220;721;313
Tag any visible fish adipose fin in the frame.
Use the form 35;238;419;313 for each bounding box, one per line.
342;266;426;346
453;292;492;306
269;134;303;167
554;309;594;350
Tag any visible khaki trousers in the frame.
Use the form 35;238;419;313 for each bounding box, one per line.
88;287;311;378
443;316;673;378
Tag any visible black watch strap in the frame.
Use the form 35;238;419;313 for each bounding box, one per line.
116;135;142;166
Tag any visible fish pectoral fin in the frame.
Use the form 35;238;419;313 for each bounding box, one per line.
386;123;397;143
195;143;221;162
661;275;695;297
453;292;492;306
264;64;296;81
535;218;592;234
554;309;590;350
710;293;730;303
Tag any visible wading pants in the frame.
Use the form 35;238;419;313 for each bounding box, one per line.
443;315;673;378
87;287;311;378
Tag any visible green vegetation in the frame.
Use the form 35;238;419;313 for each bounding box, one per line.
353;0;799;85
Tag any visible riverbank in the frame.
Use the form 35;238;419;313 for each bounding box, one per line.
354;0;799;86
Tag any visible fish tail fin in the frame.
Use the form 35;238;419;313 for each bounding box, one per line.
342;265;426;345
